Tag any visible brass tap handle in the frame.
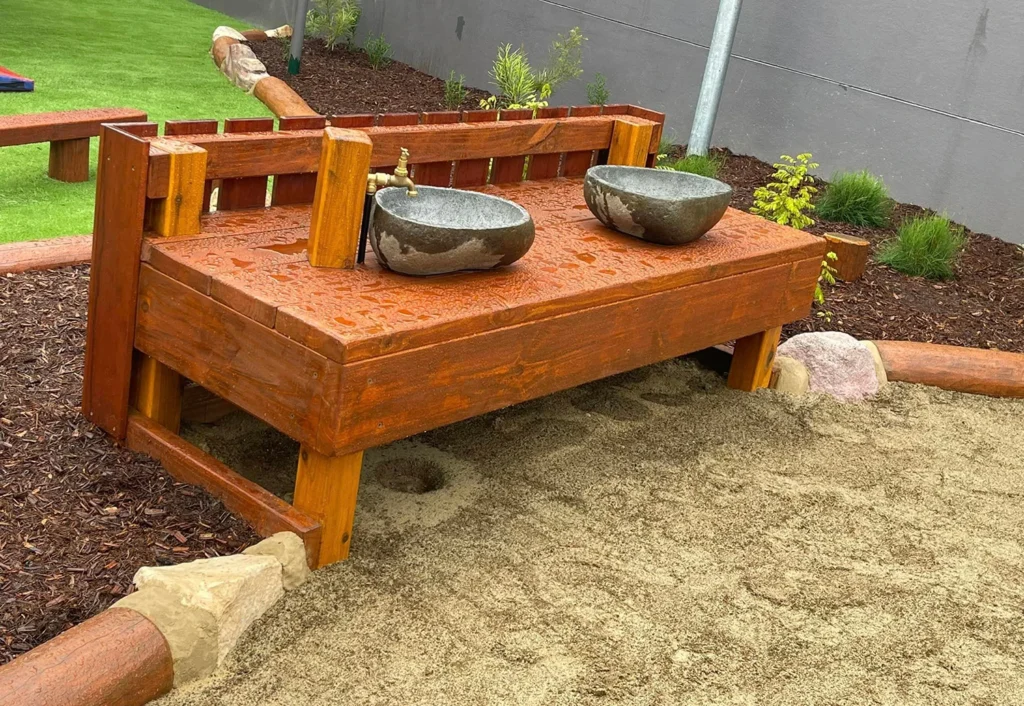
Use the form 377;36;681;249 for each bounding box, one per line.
394;148;410;178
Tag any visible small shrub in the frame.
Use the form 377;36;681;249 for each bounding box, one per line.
365;33;393;69
482;28;587;110
877;214;965;279
657;153;724;179
535;27;586;96
817;170;892;227
444;70;468;109
586;73;610;105
814;251;839;321
751;153;819;230
306;0;360;50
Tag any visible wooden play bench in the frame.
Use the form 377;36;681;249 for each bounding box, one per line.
0;107;146;182
82;106;823;568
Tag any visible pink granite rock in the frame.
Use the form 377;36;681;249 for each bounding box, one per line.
777;332;880;401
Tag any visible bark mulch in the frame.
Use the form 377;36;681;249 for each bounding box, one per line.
0;266;257;665
250;38;491;115
711;148;1024;353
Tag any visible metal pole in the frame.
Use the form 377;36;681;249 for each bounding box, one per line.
289;0;310;75
687;0;743;155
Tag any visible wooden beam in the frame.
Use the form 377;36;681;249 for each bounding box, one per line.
147;139;207;237
218;118;275;210
307;127;372;269
272;115;327;206
293;446;363;567
126;412;323;567
130;353;183;434
82;125;152;440
47;137;90;182
607;119;655;167
727;326;782;391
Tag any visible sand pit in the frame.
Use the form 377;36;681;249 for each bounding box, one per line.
161;359;1024;705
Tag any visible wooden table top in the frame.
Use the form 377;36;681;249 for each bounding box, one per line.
143;178;822;365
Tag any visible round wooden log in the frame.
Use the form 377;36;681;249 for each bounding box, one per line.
873;340;1024;398
823;232;870;282
253;76;318;117
0;608;174;706
241;29;268;42
0;234;92;274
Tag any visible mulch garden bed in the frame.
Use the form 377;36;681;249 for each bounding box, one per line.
0;266;257;664
250;37;491;115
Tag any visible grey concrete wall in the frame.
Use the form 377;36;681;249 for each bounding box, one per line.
192;0;293;28
349;0;1024;243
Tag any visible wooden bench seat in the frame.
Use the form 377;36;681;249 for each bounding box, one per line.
0;108;147;182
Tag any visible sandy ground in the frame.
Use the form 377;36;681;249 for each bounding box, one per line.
161;359;1024;705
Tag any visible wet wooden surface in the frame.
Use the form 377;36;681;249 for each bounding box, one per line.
143;178;823;365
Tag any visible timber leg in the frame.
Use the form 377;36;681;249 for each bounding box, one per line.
130;353;183;434
727;326;782;391
293;446;364;567
48;137;90;182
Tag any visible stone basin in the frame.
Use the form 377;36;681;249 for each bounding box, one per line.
584;165;733;245
369;186;536;276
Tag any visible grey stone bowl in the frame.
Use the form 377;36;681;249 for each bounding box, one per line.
369;186;536;276
584;165;733;245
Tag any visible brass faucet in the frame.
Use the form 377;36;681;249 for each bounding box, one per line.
366;148;418;196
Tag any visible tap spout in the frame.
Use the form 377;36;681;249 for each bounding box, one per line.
367;147;417;196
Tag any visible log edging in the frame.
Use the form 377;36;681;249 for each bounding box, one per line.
0;234;92;274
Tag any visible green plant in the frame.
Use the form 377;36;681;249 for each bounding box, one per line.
751;153;819;230
877;214;965;280
306;0;360;50
814;251;839;321
481;28;586;110
816;170;893;227
365;33;392;69
657;152;724;179
586;73;609;105
443;70;468;109
535;27;586;96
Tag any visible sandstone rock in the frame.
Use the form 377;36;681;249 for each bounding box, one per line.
771;355;810;395
114;585;219;686
861;340;889;386
134;554;284;664
777;332;879;401
243;532;310;591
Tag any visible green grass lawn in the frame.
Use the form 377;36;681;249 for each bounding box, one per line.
0;0;273;243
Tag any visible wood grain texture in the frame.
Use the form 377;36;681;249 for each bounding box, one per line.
252;76;318;117
414;111;460;186
272;115;327;206
0;607;172;706
82;125;151;440
134;265;335;453
126;412;323;566
47;136;90;182
727;326;783;391
527;106;569;179
145;115;648;197
823;232;870;282
322;259;819;455
181;383;240;423
0;234;92;274
218;118;274;211
147;139;207;237
164;120;218;212
873;340;1024;398
0;108;147;147
130;353;183;434
563;105;603;176
307;127;372;269
329;114;375;128
293;447;363;567
625;104;666;166
451;110;498;187
607;119;654;167
491;108;534;184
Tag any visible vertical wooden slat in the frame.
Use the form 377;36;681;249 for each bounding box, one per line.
375;113;420;173
606;119;655;167
329;114;375;128
491;108;534;184
562;105;603;176
308;128;373;269
131;353;183;434
452;110;498;187
527;106;569;180
218;118;275;210
626;105;666;167
82;125;151;440
164;120;218;211
728;327;783;391
293;446;364;567
146;139;207;237
272;115;327;206
414;111;461;186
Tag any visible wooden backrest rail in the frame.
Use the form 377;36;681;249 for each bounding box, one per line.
145;115;659;199
0;108;148;147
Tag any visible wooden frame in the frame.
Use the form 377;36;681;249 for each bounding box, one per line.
84;106;823;569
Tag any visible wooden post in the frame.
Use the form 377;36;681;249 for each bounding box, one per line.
130;353;183;434
293;446;364;567
147;139;207;237
823;233;870;282
48;137;91;182
727;326;782;391
307;127;372;269
607;119;655;167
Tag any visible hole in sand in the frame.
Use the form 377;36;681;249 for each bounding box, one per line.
373;458;446;494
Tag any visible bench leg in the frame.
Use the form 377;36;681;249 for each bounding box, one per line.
293;446;364;568
130;353;183;434
48;137;91;182
727;326;782;391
